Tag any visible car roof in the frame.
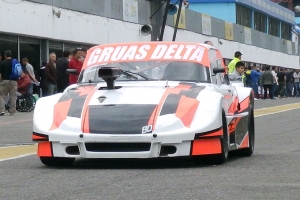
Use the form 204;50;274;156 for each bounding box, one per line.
82;41;224;71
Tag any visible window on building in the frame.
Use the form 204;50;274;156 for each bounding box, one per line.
254;11;266;33
49;40;63;60
268;17;279;37
236;4;252;28
281;22;290;40
64;42;82;53
0;34;18;62
19;36;41;73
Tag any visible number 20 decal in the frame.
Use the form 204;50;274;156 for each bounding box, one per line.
142;125;153;134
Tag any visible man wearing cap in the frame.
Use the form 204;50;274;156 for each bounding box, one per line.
228;51;242;74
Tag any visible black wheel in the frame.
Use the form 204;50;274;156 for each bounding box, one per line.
26;94;36;112
238;105;255;157
16;94;36;112
40;157;75;167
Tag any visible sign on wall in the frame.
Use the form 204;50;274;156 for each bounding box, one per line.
225;22;233;40
244;27;252;45
202;14;211;36
174;7;186;29
123;0;138;23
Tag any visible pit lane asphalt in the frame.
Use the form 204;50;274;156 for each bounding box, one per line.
0;98;300;200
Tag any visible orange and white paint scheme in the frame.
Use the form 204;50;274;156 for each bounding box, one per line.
32;42;254;167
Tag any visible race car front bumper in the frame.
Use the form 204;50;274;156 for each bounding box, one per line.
37;132;194;159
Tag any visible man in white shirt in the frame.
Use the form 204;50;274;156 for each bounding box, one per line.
22;57;36;94
271;66;278;98
293;69;300;97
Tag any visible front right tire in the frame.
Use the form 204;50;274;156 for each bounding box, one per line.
213;110;229;164
238;104;255;157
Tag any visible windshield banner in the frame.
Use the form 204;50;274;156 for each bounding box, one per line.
83;42;209;70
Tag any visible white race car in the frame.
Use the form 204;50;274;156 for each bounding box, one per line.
33;42;254;166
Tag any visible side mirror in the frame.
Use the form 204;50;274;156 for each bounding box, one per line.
213;68;225;74
66;69;78;75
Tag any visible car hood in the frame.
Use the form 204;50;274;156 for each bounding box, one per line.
54;82;206;134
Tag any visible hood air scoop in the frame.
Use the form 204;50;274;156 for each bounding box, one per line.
98;67;123;89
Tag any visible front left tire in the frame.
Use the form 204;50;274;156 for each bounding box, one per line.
40;157;75;167
238;104;255;157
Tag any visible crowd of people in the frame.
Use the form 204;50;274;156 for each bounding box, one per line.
0;48;86;116
228;51;300;100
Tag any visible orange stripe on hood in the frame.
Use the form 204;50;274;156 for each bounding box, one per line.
50;99;72;131
80;86;98;133
148;84;192;130
175;96;200;128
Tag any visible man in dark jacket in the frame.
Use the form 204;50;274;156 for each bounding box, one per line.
285;69;293;97
39;61;47;97
56;50;70;93
45;53;57;95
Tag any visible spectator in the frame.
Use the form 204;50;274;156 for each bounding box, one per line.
261;65;274;100
285;68;293;97
293;69;300;97
258;66;265;98
244;66;252;87
82;48;87;59
68;48;83;85
250;66;262;99
39;61;48;97
45;52;57;95
204;41;213;46
228;51;242;73
22;57;36;94
17;71;31;95
0;50;18;116
228;61;245;81
277;68;286;99
271;66;278;98
56;50;70;93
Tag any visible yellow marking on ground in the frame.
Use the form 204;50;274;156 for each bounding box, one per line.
0;145;37;161
254;102;300;117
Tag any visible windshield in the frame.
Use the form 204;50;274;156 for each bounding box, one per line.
79;61;210;83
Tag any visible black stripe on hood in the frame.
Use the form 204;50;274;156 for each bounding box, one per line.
88;104;157;134
160;86;205;116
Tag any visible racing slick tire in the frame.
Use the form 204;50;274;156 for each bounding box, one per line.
237;104;255;157
40;157;75;167
213;110;229;164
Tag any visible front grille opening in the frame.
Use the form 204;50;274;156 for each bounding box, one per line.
160;145;177;156
66;146;80;155
85;143;151;152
